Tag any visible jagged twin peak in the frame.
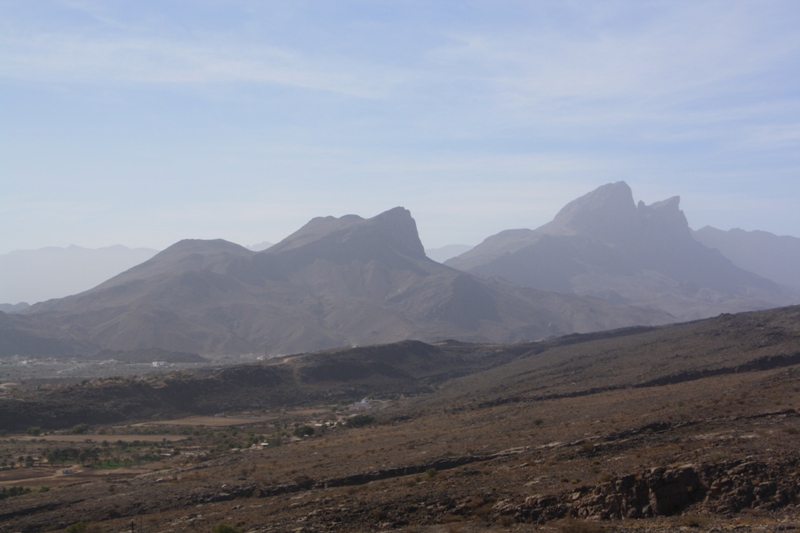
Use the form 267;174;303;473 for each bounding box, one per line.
446;181;791;321
545;181;689;243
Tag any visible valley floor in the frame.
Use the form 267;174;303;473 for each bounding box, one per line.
3;364;800;532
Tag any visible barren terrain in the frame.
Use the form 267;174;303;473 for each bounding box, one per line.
1;306;800;532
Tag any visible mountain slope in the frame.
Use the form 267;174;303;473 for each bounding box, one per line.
21;207;670;356
4;306;800;531
446;182;795;320
693;226;800;289
0;245;158;305
425;244;474;263
6;305;800;430
0;311;91;357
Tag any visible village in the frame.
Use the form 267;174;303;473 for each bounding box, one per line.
0;398;378;496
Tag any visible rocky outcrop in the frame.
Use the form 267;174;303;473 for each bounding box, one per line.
507;459;799;523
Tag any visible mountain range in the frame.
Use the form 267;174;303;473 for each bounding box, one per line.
693;226;800;289
7;207;669;357
446;182;798;320
0;245;158;306
4;182;798;358
424;244;474;263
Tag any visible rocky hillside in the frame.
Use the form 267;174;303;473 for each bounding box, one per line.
2;306;800;532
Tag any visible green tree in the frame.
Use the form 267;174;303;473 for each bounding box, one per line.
293;426;314;438
71;424;90;435
347;414;375;428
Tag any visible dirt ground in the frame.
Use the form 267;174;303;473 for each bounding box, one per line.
139;416;274;428
2;306;800;532
14;434;189;443
2;365;800;532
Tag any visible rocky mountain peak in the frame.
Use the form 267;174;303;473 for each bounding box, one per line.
369;207;426;259
268;207;426;261
637;196;691;241
548;181;638;242
544;183;692;245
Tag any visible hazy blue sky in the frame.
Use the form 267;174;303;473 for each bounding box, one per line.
2;0;799;253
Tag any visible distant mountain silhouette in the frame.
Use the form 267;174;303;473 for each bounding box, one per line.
0;303;29;313
693;226;800;289
17;207;670;357
446;182;796;320
0;245;158;305
425;244;474;263
247;241;273;252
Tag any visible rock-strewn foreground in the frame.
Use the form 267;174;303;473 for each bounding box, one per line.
2;306;800;532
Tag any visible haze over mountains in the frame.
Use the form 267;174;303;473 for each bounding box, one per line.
8;207;668;357
424;244;474;263
693;226;800;289
0;243;279;307
0;245;158;306
3;182;798;358
446;182;798;320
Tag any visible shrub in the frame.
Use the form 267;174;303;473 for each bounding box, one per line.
27;426;42;436
65;523;88;533
212;522;241;533
0;486;32;500
347;415;375;428
71;424;90;435
293;426;314;438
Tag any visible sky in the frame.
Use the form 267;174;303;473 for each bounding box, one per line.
2;0;800;254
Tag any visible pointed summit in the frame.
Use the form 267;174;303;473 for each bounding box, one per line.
546;181;638;242
638;196;691;242
267;207;426;262
370;207;426;259
446;181;791;320
17;205;671;356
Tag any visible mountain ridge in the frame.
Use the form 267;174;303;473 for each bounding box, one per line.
693;226;800;289
0;245;159;305
14;207;671;357
446;182;796;320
